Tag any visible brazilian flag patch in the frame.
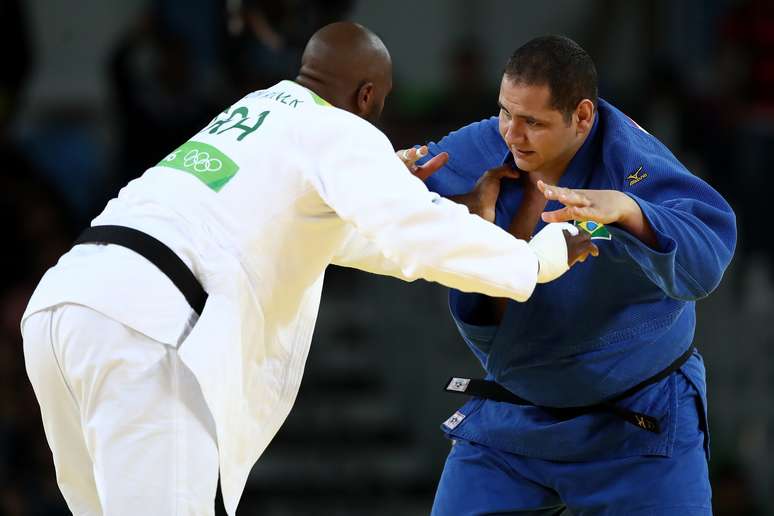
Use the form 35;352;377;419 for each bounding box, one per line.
574;220;612;240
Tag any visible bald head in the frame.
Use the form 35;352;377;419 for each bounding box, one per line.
296;22;392;123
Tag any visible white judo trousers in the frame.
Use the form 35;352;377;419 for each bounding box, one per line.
23;304;218;516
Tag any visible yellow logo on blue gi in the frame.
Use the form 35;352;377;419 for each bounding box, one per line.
574;220;612;240
627;165;648;186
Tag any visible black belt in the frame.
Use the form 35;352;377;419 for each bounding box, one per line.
444;344;695;433
74;225;208;315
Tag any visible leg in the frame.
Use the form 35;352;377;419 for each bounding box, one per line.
23;308;102;516
431;438;565;516
27;304;219;515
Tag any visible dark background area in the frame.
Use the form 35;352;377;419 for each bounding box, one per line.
1;0;773;514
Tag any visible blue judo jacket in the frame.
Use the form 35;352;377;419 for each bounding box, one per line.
421;99;736;461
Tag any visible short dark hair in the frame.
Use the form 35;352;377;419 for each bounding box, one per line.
504;35;598;121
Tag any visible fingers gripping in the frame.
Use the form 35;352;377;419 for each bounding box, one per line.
398;145;428;164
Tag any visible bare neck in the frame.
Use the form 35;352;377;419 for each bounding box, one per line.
295;71;345;110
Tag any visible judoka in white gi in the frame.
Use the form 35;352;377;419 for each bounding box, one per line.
21;22;596;515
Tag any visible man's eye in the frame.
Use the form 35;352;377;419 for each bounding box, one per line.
500;109;511;119
526;119;538;126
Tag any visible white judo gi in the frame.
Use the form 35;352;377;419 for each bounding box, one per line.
21;80;564;515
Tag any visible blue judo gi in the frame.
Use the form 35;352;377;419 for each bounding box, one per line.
419;99;737;515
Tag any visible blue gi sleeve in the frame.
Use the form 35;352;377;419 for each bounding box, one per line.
417;117;508;196
607;151;737;301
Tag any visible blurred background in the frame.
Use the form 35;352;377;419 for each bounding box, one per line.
1;0;772;514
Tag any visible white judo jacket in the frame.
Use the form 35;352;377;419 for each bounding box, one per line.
23;81;542;514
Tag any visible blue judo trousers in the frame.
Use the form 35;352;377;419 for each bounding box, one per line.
419;99;737;515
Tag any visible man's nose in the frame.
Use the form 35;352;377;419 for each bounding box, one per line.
504;119;525;144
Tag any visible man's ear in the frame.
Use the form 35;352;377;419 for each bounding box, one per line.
575;99;595;134
356;81;374;116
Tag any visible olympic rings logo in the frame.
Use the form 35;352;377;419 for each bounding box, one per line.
163;149;223;173
183;149;222;173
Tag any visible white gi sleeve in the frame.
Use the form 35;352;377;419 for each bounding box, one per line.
307;115;539;302
332;227;415;281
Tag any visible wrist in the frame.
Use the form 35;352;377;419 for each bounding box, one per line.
529;222;575;283
614;193;660;249
615;193;642;227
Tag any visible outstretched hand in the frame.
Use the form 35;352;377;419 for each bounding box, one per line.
537;180;637;225
396;146;449;181
537;179;659;248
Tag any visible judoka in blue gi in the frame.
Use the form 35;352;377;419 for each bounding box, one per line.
406;35;737;515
